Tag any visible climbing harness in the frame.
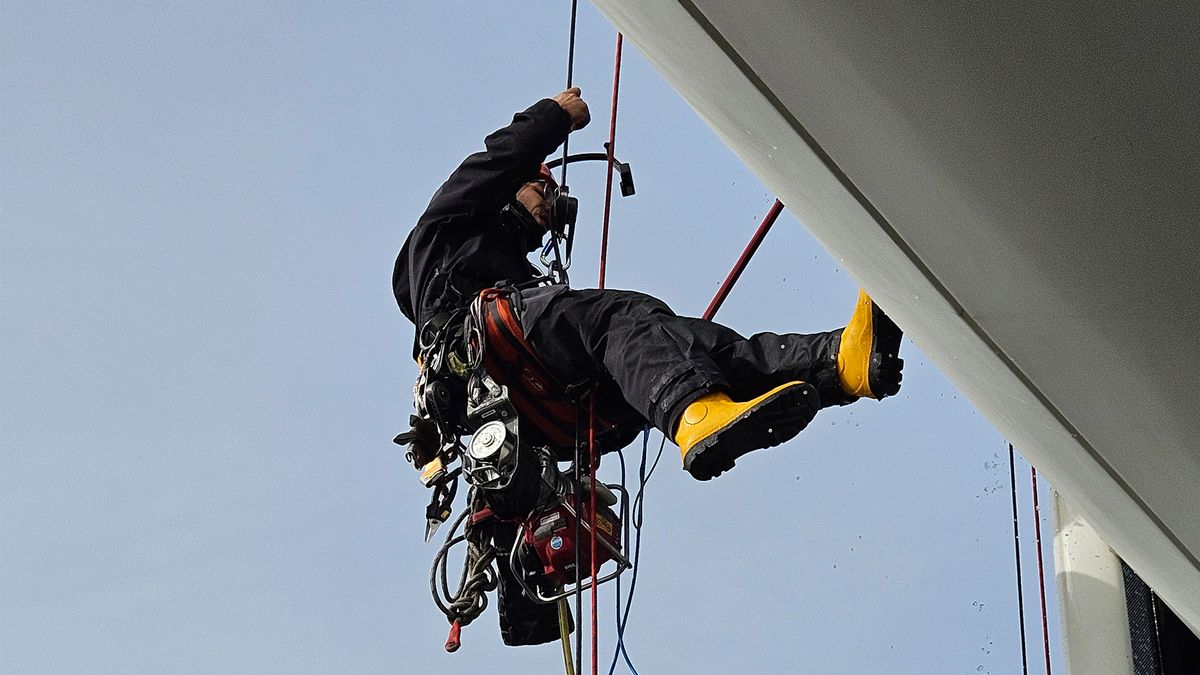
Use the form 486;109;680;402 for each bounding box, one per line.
397;276;640;652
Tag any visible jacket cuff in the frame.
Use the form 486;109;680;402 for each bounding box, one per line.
525;98;573;155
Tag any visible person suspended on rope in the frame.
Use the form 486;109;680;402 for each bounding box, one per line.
394;86;903;482
393;87;904;649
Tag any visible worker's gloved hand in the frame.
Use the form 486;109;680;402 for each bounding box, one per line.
552;87;590;130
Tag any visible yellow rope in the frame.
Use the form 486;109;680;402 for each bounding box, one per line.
558;598;576;675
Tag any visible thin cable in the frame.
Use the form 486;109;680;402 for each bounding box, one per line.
704;199;784;320
608;448;630;675
597;32;624;289
557;16;585;657
640;432;667;488
1031;466;1053;674
608;428;652;675
559;0;579;188
1008;443;1030;675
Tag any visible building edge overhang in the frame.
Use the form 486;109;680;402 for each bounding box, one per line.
591;0;1200;635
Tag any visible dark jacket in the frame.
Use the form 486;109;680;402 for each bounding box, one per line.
393;99;572;352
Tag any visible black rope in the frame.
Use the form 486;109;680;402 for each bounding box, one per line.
1008;442;1030;674
560;1;584;668
559;0;579;188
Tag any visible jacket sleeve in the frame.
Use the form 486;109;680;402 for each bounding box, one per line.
418;98;572;230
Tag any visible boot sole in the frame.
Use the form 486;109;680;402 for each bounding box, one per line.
868;304;904;398
871;304;903;357
683;382;819;481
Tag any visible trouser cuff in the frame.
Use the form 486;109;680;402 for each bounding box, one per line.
812;329;858;408
651;367;724;437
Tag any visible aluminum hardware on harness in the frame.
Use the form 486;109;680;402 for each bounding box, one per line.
398;309;476;543
424;467;460;542
464;419;518;490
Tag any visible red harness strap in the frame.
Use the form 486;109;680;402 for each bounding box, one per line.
478;288;620;451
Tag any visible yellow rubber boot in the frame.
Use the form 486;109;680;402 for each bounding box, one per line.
676;381;818;481
837;290;903;399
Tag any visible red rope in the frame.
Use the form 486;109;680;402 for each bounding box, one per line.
597;33;623;290
703;199;784;320
590;31;624;675
1030;466;1053;674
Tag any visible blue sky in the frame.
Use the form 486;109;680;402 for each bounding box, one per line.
2;2;1060;672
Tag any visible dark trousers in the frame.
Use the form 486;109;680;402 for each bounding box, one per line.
521;287;849;437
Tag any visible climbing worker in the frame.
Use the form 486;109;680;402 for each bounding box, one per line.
394;86;904;649
394;86;903;482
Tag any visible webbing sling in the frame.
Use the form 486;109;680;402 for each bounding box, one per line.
477;288;621;452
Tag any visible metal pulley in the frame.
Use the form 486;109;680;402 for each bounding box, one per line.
464;419;519;490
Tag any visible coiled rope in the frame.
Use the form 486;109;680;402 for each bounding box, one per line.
430;496;498;652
